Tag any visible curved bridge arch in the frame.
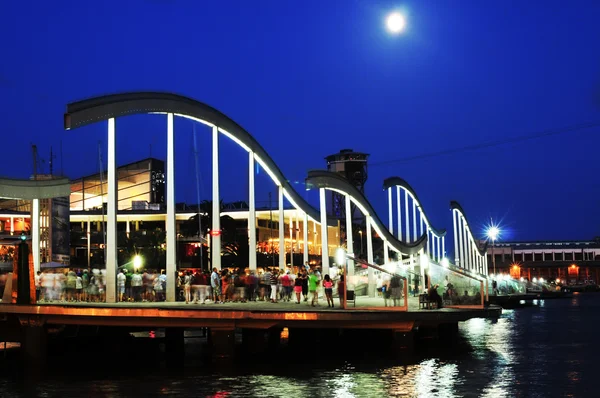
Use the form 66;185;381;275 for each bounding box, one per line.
306;170;427;256
383;177;446;237
450;200;488;276
64;91;337;303
64;92;324;224
383;177;447;263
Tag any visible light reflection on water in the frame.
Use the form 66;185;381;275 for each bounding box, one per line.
1;294;598;397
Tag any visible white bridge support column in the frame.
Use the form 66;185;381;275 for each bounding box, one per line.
387;187;393;234
437;236;441;262
211;125;221;271
396;186;402;241
166;113;176;302
366;215;374;297
105;118;117;303
412;199;417;242
86;218;91;269
442;236;446;260
453;210;459;265
457;214;464;269
248;153;257;271
289;214;294;269
384;241;390;265
319;188;329;275
303;213;309;265
345;195;354;277
426;231;431;256
32;199;40;274
484;254;488;276
404;190;410;242
279;185;285;270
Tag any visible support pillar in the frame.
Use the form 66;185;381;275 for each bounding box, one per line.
457;215;464;269
211;125;221;270
10;216;14;235
209;327;235;359
248;153;257;271
387;187;393;234
345;195;354;277
105;118;117;303
278;185;285;270
442;236;446;260
19;317;47;376
391;330;414;353
303;213;309;265
166;113;176;302
165;327;185;369
453;210;459;265
412;199;417;241
404;190;410;242
319;188;329;275
289;215;293;269
384;241;390;265
366;215;374;297
87;218;91;269
396;186;402;241
242;329;266;354
437;236;441;262
32;199;40;274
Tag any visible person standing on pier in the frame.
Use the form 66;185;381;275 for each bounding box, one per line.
211;268;221;303
270;269;279;303
309;270;320;307
323;274;334;308
300;268;309;302
117;269;126;302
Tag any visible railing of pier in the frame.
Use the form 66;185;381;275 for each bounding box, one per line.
343;257;408;312
427;261;486;309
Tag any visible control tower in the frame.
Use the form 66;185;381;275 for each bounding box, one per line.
325;149;369;221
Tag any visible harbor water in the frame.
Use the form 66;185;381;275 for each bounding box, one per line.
0;293;597;397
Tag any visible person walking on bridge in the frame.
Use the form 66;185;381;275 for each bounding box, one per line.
211;268;221;303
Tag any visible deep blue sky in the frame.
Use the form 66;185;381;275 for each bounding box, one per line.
1;0;599;242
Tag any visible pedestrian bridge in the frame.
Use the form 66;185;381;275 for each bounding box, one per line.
2;91;490;309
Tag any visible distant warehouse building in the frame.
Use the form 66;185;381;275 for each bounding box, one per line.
485;240;600;284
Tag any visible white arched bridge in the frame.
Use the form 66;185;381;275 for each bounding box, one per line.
58;92;489;303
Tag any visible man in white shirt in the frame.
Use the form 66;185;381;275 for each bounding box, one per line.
117;269;126;302
211;268;221;303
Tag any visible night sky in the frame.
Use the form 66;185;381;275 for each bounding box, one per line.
1;0;599;242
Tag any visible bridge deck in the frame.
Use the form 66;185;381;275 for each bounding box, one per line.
0;296;501;331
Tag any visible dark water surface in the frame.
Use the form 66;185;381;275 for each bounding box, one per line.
1;294;597;397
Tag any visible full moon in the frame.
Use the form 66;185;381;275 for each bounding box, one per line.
386;12;406;34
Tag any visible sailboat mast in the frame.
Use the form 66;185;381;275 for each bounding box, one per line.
193;126;204;270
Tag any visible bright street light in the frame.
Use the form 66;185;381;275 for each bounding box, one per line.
336;248;347;266
386;12;406;34
133;255;142;269
486;226;500;242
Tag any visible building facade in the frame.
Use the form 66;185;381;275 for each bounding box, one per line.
486;240;600;284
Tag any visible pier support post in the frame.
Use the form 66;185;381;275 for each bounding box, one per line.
19;316;47;376
209;327;235;359
438;323;459;341
165;327;185;368
391;330;414;354
242;329;266;354
267;327;282;350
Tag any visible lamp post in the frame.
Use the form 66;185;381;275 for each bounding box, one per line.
486;226;500;276
358;230;363;257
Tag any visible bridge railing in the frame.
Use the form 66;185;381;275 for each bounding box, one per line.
343;258;408;311
427;261;485;309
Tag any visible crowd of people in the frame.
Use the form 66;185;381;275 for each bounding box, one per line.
177;262;345;308
34;268;168;303
27;262;346;307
